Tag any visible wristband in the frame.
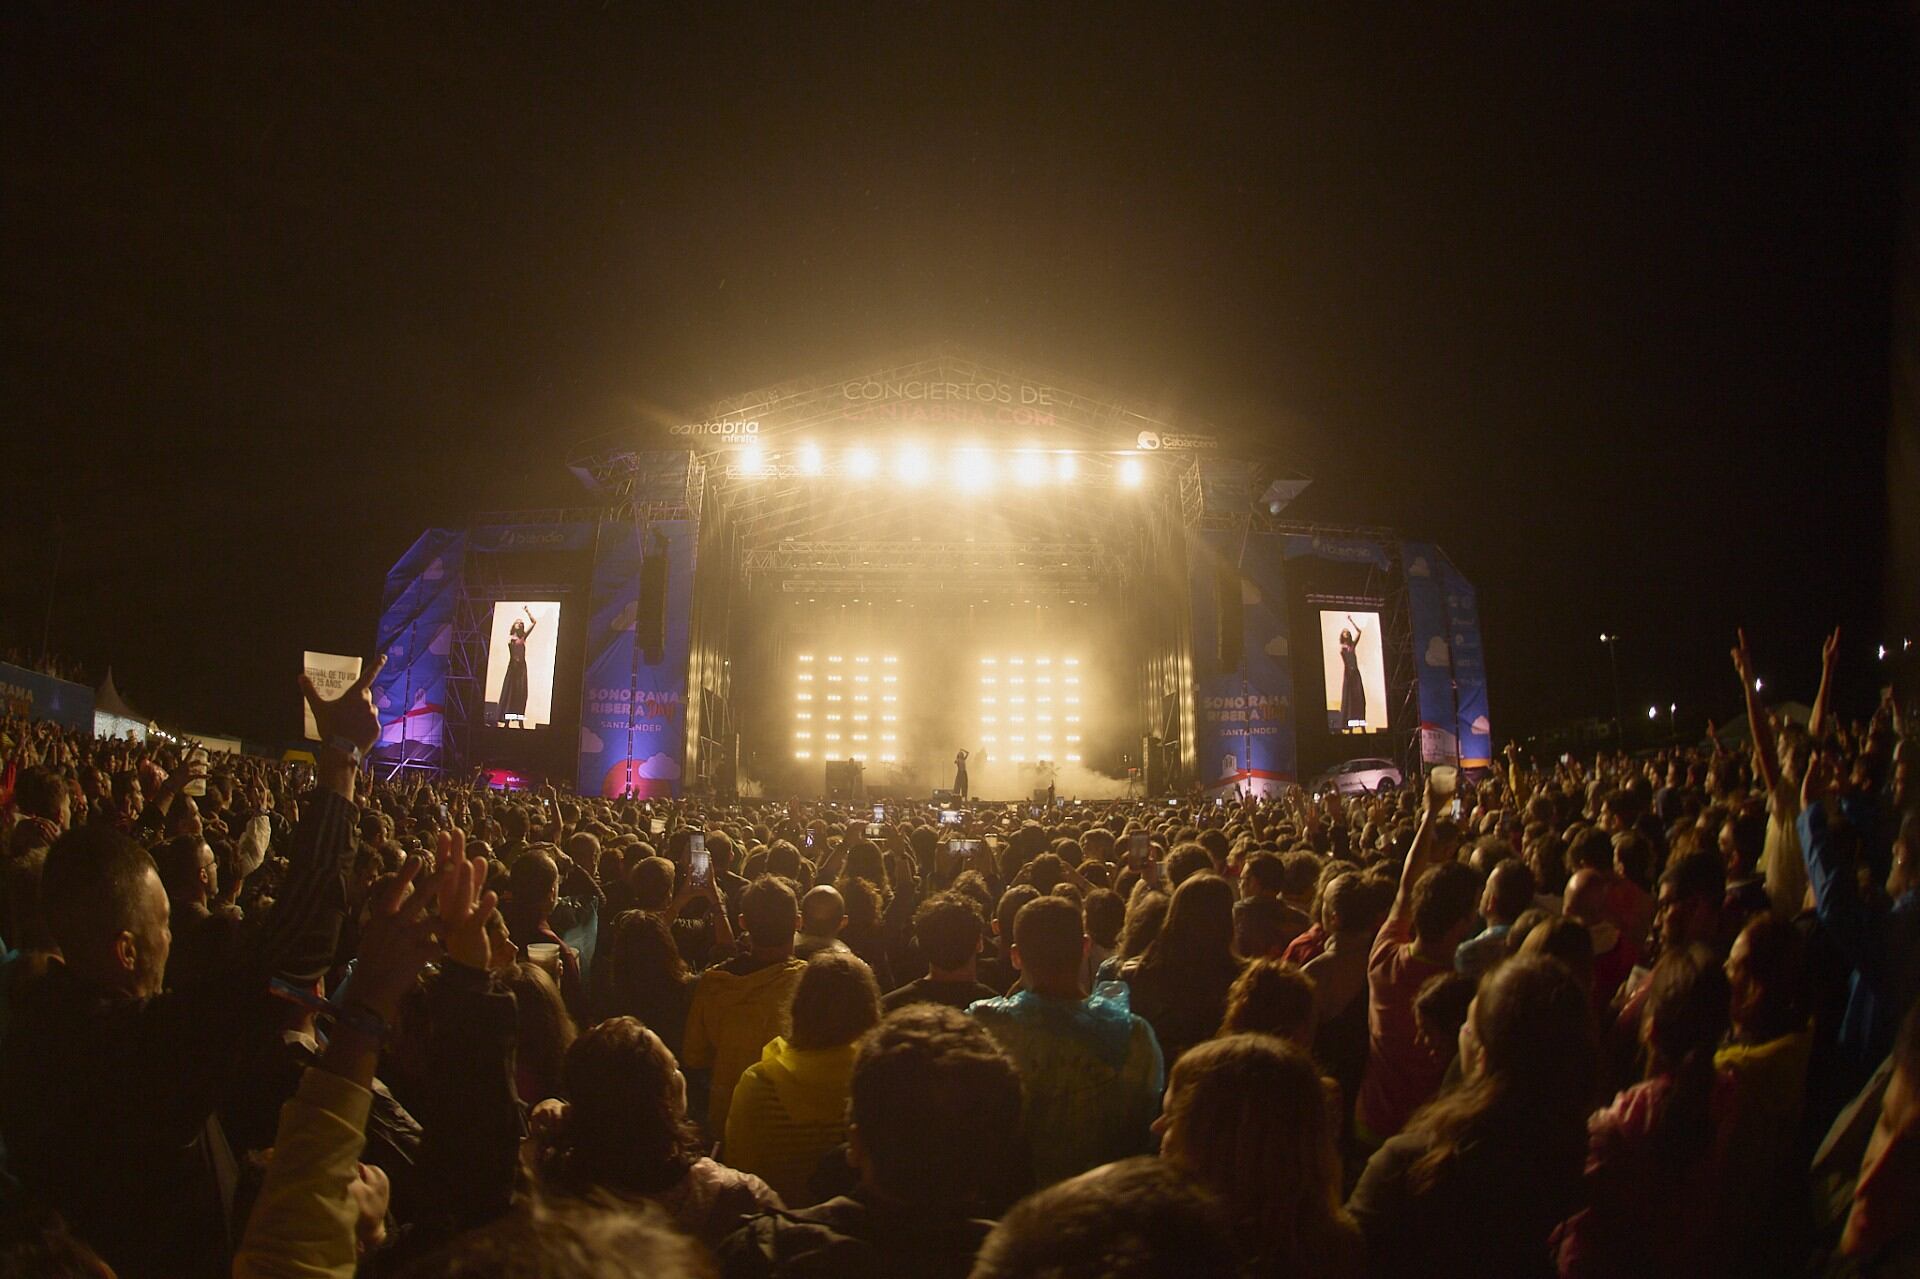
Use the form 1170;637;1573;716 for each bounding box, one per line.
324;736;363;764
329;999;392;1044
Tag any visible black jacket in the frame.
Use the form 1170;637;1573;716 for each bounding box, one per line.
0;788;356;1278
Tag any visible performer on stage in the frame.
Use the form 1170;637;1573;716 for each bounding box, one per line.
954;748;970;801
1339;614;1366;730
501;606;536;727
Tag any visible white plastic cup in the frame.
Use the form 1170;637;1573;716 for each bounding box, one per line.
526;943;561;974
1429;765;1458;797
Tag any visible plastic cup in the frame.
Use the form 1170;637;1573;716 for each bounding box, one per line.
1429;765;1458;797
526;943;561;974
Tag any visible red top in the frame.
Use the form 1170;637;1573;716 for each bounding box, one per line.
1356;911;1450;1142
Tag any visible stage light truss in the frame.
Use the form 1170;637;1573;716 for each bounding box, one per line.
747;540;1121;594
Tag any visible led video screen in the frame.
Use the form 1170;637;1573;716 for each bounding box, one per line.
485;600;561;728
1320;610;1388;733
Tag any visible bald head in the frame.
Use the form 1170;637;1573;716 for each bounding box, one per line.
801;884;847;937
1563;867;1608;926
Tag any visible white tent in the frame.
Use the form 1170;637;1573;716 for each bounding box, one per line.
93;668;152;742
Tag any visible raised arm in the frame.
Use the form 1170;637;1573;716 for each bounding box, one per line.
233;855;448;1279
1731;629;1781;797
1810;626;1841;740
1388;775;1449;927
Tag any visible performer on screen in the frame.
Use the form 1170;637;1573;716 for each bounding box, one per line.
501;606;536;727
954;748;970;801
1339;614;1366;731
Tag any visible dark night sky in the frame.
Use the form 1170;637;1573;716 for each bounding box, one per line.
2;4;1908;746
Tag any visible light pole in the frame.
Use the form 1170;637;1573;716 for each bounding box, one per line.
1599;633;1623;745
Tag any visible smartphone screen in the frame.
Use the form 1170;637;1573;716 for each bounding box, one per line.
865;822;884;838
688;847;711;887
872;803;885;822
687;831;706;856
1128;832;1150;867
938;809;963;826
649;816;666;837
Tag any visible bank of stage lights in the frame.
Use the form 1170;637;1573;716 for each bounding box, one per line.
734;444;1144;490
977;655;1083;765
793;654;902;764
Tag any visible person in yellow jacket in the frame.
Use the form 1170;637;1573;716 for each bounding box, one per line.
684;875;808;1136
723;950;882;1204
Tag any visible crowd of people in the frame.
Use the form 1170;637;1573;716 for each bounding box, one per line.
0;628;1912;1277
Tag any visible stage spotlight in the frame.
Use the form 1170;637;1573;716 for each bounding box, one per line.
737;444;767;477
1065;754;1082;763
894;444;932;485
1056;453;1078;481
798;654;814;663
795;750;812;760
797;443;825;475
880;754;897;763
954;448;993;491
981;656;997;665
795;731;812;739
846;447;879;479
1014;450;1046;485
1118;456;1145;487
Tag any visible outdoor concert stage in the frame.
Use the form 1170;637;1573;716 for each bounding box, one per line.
367;346;1491;799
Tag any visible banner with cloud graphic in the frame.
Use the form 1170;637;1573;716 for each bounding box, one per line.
1187;528;1296;795
1439;554;1492;767
577;520;697;797
1400;542;1458;765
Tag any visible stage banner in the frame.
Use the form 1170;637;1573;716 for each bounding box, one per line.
1281;533;1393;570
577;520;697;798
1399;543;1460;766
1438;554;1493;768
1187;528;1296;796
467;522;599;555
370;528;464;771
301;652;362;739
0;661;94;733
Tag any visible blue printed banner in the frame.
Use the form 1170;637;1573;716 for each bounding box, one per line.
370;529;464;771
1439;556;1492;767
577;520;697;798
467;522;598;555
1400;542;1459;765
0;662;94;733
1281;533;1392;570
1187;529;1296;795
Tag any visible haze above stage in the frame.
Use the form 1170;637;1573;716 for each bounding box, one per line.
367;345;1492;798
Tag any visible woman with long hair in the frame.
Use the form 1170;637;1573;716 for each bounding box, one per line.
835;874;895;990
503;961;577;1106
1120;873;1243;1065
1159;1034;1362;1278
527;1017;781;1248
601;910;698;1060
724;952;883;1204
1338;615;1367;731
1348;956;1597;1276
1096;887;1168;983
1553;945;1736;1277
499;606;536;727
